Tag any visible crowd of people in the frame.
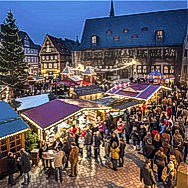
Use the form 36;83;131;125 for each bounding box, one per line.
6;82;188;187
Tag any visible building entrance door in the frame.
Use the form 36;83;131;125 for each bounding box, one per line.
119;68;129;79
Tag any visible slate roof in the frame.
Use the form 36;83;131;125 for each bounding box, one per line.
15;94;49;111
74;85;104;96
22;99;82;129
80;9;188;49
18;31;41;49
47;35;79;54
0;101;29;139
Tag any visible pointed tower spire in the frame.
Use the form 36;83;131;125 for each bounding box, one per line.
109;0;115;17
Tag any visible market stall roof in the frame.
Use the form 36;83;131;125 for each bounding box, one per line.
74;85;104;96
22;99;83;130
15;94;49;111
0;101;29;140
107;83;171;101
61;99;110;110
21;99;110;130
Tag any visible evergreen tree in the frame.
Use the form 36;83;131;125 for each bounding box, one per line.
0;11;28;97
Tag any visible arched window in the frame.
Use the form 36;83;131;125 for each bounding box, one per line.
123;28;129;33
113;35;120;41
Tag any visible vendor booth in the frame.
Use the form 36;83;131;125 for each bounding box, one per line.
0;101;29;175
21;99;110;141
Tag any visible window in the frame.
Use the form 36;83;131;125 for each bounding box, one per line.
55;55;58;60
143;66;147;73
44;63;47;68
156;30;164;40
24;39;30;47
183;65;187;74
46;56;49;60
131;34;139;38
54;63;57;69
50;56;53;60
106;30;112;35
163;65;169;74
42;56;45;60
92;36;97;44
170;66;174;74
113;35;120;41
123;28;129;33
151;66;155;72
141;27;148;31
184;50;187;57
137;65;142;73
49;63;52;68
155;65;161;73
46;40;51;52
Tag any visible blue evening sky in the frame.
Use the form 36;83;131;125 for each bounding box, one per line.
0;1;187;45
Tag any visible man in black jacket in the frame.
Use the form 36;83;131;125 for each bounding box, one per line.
140;159;156;187
7;152;16;186
93;131;101;163
85;129;93;159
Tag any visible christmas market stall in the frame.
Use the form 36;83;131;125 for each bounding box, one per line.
107;83;171;104
21;99;110;141
0;101;29;175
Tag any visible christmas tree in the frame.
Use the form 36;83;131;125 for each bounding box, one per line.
0;10;28;98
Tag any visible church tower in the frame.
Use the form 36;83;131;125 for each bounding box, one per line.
109;0;115;17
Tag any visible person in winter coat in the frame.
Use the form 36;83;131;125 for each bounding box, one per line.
173;130;184;153
154;147;168;182
98;121;106;141
53;148;64;183
78;135;85;158
166;106;172;119
117;118;124;138
118;137;126;167
170;147;183;167
110;132;119;147
62;138;69;168
143;139;155;166
69;142;79;177
7;152;16;186
93;132;101;163
142;103;147;117
53;137;63;150
139;125;146;153
110;141;120;171
39;140;48;168
164;161;176;188
104;129;111;158
131;126;139;150
140;159;156;188
20;148;31;185
85;129;92;159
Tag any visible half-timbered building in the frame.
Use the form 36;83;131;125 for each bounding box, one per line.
40;35;79;79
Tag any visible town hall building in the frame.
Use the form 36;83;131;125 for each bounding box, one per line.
72;1;188;81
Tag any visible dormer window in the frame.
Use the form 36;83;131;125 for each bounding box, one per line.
141;27;148;31
156;30;164;40
131;34;139;38
46;40;51;52
24;36;30;47
123;28;129;33
113;35;120;41
106;30;112;35
91;35;98;46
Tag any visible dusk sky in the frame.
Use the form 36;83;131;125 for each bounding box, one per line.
0;1;187;45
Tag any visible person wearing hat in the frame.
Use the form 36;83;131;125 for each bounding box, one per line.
140;159;156;188
154;147;168;182
7;152;16;186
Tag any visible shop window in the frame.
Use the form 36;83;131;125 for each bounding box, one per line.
163;65;169;74
137;65;142;73
131;34;139;38
155;65;161;72
155;30;164;40
113;35;120;41
184;65;187;74
123;28;129;33
151;66;155;72
141;27;148;31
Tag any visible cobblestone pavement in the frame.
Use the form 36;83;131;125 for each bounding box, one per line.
0;145;175;188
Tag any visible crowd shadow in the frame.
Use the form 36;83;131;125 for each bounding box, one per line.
105;181;124;188
124;152;144;168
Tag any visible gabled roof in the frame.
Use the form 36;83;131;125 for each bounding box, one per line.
74;85;104;96
0;101;29;140
62;66;73;74
83;67;96;75
18;31;41;49
15;94;49;111
80;9;188;49
47;34;79;54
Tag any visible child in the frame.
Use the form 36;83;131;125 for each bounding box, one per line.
110;142;120;171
